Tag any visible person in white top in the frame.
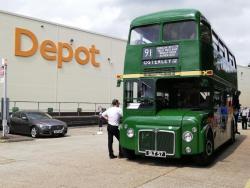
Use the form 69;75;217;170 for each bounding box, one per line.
97;107;106;135
241;107;249;130
102;99;123;159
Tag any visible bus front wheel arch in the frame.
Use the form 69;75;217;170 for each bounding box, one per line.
121;147;136;160
195;130;214;166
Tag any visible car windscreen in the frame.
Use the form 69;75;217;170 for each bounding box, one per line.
26;112;52;120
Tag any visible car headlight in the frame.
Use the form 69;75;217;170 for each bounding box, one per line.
182;131;193;142
37;124;50;129
126;128;134;138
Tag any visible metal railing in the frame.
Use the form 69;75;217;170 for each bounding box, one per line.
9;101;112;116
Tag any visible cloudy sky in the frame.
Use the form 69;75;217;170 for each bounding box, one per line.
1;0;250;66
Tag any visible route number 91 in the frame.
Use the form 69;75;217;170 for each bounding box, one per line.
142;47;154;60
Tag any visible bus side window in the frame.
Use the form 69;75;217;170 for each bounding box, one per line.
213;91;221;111
133;82;138;102
156;91;169;108
200;22;211;44
125;81;138;103
200;91;210;107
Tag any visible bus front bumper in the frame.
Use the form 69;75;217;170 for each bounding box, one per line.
121;125;202;158
121;125;183;158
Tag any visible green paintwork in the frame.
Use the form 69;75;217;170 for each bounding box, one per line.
120;109;208;158
131;9;200;28
121;9;237;159
125;9;201;75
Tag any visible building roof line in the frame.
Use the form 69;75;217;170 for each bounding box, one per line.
237;64;250;68
0;9;127;42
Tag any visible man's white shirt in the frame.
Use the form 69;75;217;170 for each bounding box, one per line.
242;108;249;117
102;106;122;126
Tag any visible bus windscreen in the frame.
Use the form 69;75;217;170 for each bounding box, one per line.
163;21;197;41
130;25;160;45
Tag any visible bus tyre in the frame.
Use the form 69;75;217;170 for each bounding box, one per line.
122;147;136;160
230;120;236;144
196;133;214;166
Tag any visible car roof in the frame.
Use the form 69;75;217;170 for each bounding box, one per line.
14;110;46;114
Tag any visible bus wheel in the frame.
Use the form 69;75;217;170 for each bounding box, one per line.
230;120;236;144
122;147;136;160
195;133;214;166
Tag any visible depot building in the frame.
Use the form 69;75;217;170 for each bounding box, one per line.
0;10;126;112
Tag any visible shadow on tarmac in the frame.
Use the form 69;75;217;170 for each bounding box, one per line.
6;133;71;140
126;134;246;168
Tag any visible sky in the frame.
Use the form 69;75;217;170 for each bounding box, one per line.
1;0;250;66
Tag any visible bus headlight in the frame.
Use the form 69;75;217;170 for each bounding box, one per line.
127;128;134;138
182;131;193;142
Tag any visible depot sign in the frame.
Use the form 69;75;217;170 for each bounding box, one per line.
15;27;101;68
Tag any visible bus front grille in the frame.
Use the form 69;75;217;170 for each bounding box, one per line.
138;130;155;151
138;130;175;155
157;131;175;154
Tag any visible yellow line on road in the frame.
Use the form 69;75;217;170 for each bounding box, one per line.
245;179;250;188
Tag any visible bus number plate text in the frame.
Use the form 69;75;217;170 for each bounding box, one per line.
145;150;167;158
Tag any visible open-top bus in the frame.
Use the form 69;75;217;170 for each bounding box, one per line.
117;9;239;165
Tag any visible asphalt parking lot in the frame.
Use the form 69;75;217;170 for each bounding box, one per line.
0;125;250;188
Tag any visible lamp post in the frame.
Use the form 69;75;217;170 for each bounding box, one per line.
1;58;7;137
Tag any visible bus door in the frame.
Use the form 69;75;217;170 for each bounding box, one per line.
213;90;230;147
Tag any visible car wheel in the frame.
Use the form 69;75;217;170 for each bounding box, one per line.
5;125;10;134
31;126;39;138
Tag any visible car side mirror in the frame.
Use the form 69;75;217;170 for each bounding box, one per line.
21;116;28;121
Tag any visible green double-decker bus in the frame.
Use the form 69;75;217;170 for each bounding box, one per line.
118;9;239;165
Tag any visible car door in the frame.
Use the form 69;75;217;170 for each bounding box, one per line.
10;112;21;133
19;113;30;134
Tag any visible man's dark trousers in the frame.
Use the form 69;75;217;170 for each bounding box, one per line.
107;124;122;156
242;116;247;129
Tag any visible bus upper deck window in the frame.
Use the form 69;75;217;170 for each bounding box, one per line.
129;25;160;45
163;21;197;41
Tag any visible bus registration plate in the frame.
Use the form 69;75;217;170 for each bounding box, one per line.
145;150;166;158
